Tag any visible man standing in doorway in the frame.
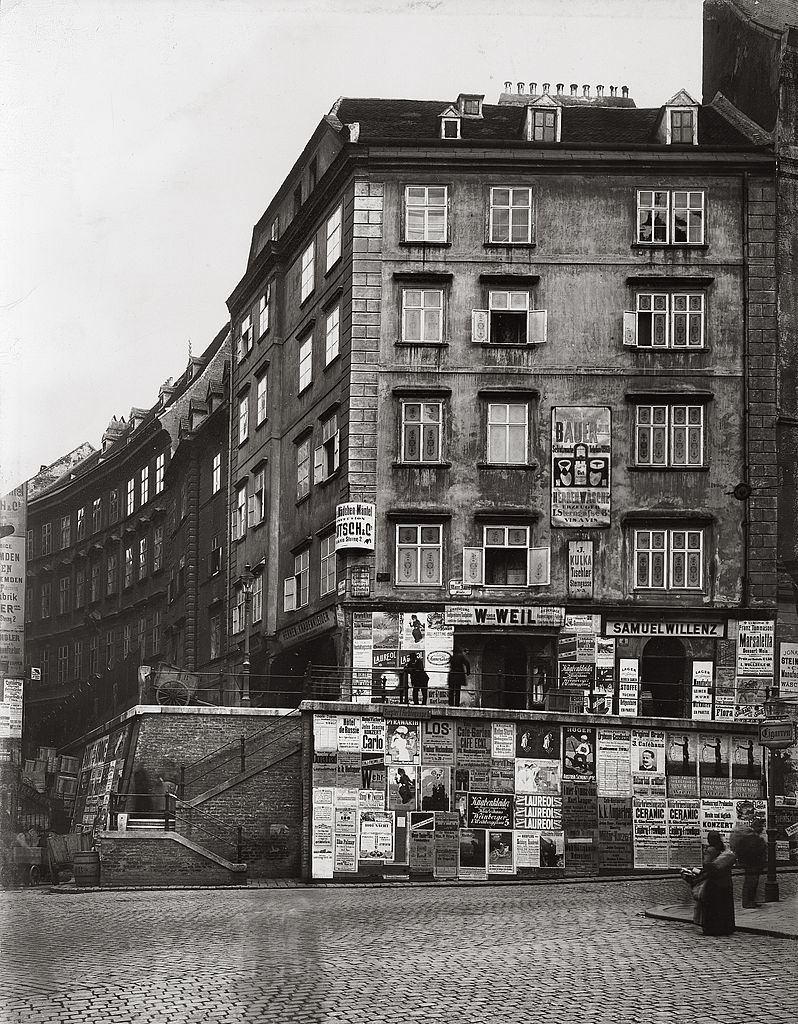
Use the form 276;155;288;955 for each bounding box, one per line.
447;650;470;707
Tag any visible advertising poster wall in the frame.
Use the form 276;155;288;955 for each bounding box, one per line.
698;733;731;797
359;810;395;861
467;793;513;829
420;767;451;810
597;796;633;870
665;732;699;798
594;639;616;694
337;715;361;753
456;721;491;766
516;758;561;795
488;830;515;874
596;729;633;796
313;714;338;752
539;833;566;869
491;722;516;759
0;485;26;678
385;721;420;764
516;724;560;759
551;406;611;528
562;727;596;783
779;642;798;698
562;781;598;830
421;719;454;764
699;799;736;845
514;795;563;830
434;812;459;878
736;620;775;677
630;730;666;797
565;833;598;876
632;798;668;868
459;829;487;880
666;799;702;867
409;811;435;871
514;830;540;868
387;764;418;811
336;752;361;792
361;717;385;756
730;734;763;799
313;751;337;789
489;760;515;794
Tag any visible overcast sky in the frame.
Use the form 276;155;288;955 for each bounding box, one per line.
0;0;702;493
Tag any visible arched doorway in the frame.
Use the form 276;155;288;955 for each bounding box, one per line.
641;637;686;718
481;638;528;710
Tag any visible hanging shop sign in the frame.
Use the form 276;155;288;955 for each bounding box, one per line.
444;605;565;628
605;619;726;639
551;407;611;528
567;541;594;599
335;502;376;551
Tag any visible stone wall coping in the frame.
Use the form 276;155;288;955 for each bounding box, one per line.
298;700;758;733
100;829;246;873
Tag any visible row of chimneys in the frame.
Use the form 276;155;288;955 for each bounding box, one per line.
504;82;629;98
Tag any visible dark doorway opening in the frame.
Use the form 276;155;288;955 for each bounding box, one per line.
641;637;687;717
482;639;528;710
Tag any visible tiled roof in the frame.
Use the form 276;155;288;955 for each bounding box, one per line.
727;0;798;32
333;98;763;149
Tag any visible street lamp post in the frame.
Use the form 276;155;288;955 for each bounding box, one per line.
760;694;797;904
240;564;253;708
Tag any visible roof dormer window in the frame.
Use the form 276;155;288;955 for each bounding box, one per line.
439;105;461;139
663;91;699;145
525;100;561;143
457;93;484;117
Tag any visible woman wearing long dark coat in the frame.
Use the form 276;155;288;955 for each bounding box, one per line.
695;830;736;936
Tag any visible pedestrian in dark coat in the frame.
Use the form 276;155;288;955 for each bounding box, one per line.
447;651;470;707
695;831;736;936
734;818;767;908
406;653;429;705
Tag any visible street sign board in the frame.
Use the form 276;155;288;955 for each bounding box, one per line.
759;720;796;748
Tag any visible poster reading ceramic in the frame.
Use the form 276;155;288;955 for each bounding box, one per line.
698;733;731;798
488;830;514;874
630;730;666;797
459;829;487;880
665;732;699;798
421;719;454;764
632;798;668;868
667;799;702;868
551;406;611;528
385;720;420;764
491;722;516;760
730;735;763;799
562;728;596;783
467;793;513;829
358;810;394;861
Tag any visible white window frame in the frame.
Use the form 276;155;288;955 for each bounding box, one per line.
325;306;340;365
138;536;148;580
92;498;102;534
667;107;697;145
76;507;85;539
41;522;52;555
140;466;149;506
298;336;313;393
300;242;315;302
487;401;528;465
232;586;245;634
124;546;134;588
319;533;336;596
237;314;253;363
270;217;279;242
258;284;271;337
441;117;460;140
626;292;705;349
250;467;265;526
325;205;342;270
482;525;531;587
297;438;311;500
233;484;247;541
489;187;533;244
472;291;547;347
238;395;249;445
526;106;560;142
633;527;704;591
212;451;222;494
635;404;705;468
60;515;71;550
256;373;268;425
155;452;166;494
401;288;443;344
395;523;443;587
636;190;705;245
285;549;309;610
404;185;448;243
400;400;443;464
315;413;340;481
126;478;135;517
251;573;263;624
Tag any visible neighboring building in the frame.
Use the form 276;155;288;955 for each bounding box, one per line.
227;82;779;722
703;0;798;652
23;329;229;755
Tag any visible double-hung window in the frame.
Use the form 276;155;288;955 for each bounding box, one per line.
320;534;336;596
315;413;340;481
238;395;249;445
487;402;528;464
126;478;135;517
76;567;85;607
40;582;51;618
109;489;119;522
58;645;69;683
41;522;52;555
404;186;448;243
326;205;342;269
259;284;272;337
527;107;559;142
401;401;442;463
395;524;442;586
297;438;311;500
106;554;117;596
635;404;705;467
238;315;253;362
668;108;696;144
58;577;70;614
153;525;163;572
92;498;102;533
489;187;533;243
208;534;222;576
250;468;266;526
284;549;310;611
634;528;704;590
402;289;442;344
256;373;268;425
60;516;71;550
325;306;340;365
252;573;263;623
212;451;222;494
124;546;134;588
473;291;547;346
637;190;705;245
300;243;315;302
232;586;245;634
140;466;149;506
90;562;100;602
76;507;85;539
155;453;166;494
138;537;148;580
625;292;705;349
298;336;313;392
233;484;247;541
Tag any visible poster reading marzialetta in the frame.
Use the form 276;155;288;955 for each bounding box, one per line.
551;407;611;528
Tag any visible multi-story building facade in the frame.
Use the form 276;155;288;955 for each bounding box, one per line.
228;82;780;721
24;330;229;753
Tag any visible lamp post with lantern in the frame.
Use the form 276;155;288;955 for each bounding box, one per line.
238;564;254;708
761;691;798;903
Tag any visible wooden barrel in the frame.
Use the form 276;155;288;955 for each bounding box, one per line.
72;851;100;887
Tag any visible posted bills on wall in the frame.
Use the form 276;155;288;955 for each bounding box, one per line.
667;799;702;868
491;722;516;759
420;767;451;811
516;758;561;795
514;830;541;869
665;732;699;798
421;719;455;764
516;724;560;759
596;729;633;797
314;714;338;753
562;727;596;783
630;730;666;797
434;811;459;879
736;620;775;677
730;734;763;799
385;720;420;764
488;830;515;874
456;721;491;766
467;793;513;829
409;811;435;871
698;732;731;797
361;717;385;756
358;810;395;862
514;794;563;830
337;715;361;753
311;787;335;879
633;798;668;868
550;406;611;528
597;796;633;870
459;828;487;880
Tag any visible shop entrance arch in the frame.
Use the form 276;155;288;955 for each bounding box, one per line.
641;637;687;718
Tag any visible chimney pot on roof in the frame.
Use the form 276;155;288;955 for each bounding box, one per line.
542;82;550;94
583;84;590;97
596;84;604;97
556;83;564;95
505;81;512;91
517;82;524;94
621;85;628;98
570;83;578;96
610;85;617;97
529;82;537;95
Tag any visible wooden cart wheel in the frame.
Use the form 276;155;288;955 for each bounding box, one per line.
28;864;41;887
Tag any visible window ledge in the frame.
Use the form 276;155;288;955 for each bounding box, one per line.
392;461;452;469
631;243;709;251
297;384;312;398
295;494;311;507
627;465;710;473
399;241;451;249
394;340;449;349
473;342;540;349
323;354;341;372
482;244;537;252
476;462;539;471
318;470;340;488
628;347;708;354
324;259;342;279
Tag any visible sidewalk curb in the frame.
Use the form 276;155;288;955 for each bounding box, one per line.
645;905;798;941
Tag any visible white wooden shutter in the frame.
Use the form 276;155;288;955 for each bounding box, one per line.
283;577;296;612
313;446;324;483
230;507;238;541
247;496;255;528
333;431;340;472
528;547;551;586
623;311;637;347
462;547;484;585
472;309;489;344
527;309;547;345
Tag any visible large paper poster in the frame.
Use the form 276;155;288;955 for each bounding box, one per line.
387;765;417;811
456;721;491;766
314;714;338;752
467;793;513;829
516;724;560;760
459;829;487;880
420;767;451;810
514;830;541;869
409;811;435;871
698;733;731;798
736;620;775;677
730;734;762;799
597;729;632;796
337;715;361;753
385;720;420;764
631;729;666;797
665;732;699;798
516;758;561;795
597;796;633;869
562;727;596;783
358;810;394;861
491;722;516;759
488;830;514;874
667;799;702;868
551;406;611;528
0;485;26;678
633;798;668;868
434;812;459;879
421;719;454;764
514;795;562;830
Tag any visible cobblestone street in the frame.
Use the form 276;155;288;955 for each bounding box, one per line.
2;877;796;1024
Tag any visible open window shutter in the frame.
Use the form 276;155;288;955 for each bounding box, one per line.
247;496;255;528
313;446;324;483
283;577;296;612
462;547;484;585
472;310;489;345
623;311;637;347
528;547;551;586
230;507;238;541
527;309;547;345
333;431;340;472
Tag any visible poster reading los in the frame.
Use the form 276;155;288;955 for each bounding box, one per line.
551;406;611;528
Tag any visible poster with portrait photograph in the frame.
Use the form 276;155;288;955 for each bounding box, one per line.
665;732;699;798
630;729;666;797
698;732;731;798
